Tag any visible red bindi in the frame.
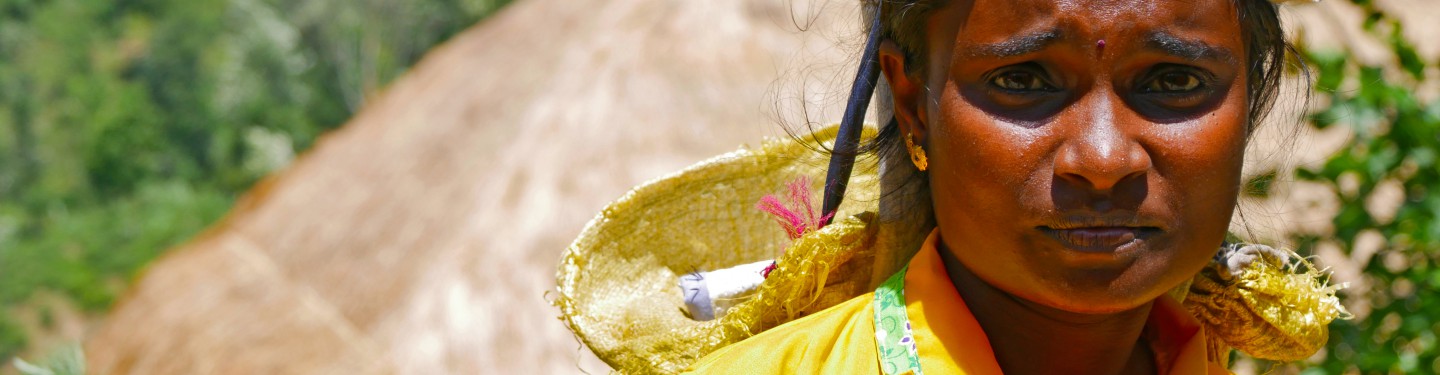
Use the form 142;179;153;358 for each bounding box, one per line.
1096;39;1106;50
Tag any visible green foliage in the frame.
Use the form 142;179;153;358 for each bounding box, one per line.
0;315;23;362
0;0;512;362
1290;2;1440;373
1244;169;1280;199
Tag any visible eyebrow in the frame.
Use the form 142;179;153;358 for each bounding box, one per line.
967;28;1063;59
1144;31;1236;63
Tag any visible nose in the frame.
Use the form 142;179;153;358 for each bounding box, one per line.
1052;93;1151;192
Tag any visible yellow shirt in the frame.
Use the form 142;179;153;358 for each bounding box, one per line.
687;231;1230;374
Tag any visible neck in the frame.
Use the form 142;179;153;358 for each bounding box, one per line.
937;243;1157;375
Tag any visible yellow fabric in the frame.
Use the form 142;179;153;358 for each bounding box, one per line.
688;231;1232;374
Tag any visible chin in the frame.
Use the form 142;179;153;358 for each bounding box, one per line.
1028;267;1182;315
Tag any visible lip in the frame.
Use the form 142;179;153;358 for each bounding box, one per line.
1037;213;1164;253
1038;226;1159;253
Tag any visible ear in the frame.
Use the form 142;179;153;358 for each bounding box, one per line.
878;40;928;146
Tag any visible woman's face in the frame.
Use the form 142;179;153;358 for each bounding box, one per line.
884;0;1250;313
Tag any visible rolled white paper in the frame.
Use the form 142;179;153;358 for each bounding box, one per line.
679;259;774;321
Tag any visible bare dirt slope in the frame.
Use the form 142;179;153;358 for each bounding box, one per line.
83;0;863;373
81;0;1438;374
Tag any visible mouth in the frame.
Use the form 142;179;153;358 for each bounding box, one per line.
1037;214;1164;253
1037;226;1161;253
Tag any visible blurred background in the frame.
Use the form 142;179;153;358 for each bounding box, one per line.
0;0;1435;374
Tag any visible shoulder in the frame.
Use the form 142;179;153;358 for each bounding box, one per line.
686;293;879;374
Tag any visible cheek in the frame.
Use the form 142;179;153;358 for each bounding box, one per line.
926;100;1046;226
926;83;1050;200
1148;95;1249;227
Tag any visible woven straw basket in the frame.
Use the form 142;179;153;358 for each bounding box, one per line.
555;125;884;373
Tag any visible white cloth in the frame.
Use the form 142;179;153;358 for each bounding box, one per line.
679;260;773;321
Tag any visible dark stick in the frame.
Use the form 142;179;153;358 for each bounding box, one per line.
820;9;885;226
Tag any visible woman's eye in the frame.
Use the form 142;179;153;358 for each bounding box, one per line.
1144;71;1203;93
991;70;1052;91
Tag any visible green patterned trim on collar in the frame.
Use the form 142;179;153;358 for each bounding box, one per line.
873;266;922;375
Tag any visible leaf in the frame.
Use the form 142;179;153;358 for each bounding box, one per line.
1243;169;1278;199
1388;23;1427;81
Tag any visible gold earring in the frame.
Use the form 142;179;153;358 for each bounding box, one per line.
905;133;928;171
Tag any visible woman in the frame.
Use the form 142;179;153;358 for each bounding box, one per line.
557;0;1346;373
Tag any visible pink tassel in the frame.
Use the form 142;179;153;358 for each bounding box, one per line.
755;176;835;241
756;176;833;279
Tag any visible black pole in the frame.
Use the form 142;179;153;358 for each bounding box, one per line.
820;9;885;226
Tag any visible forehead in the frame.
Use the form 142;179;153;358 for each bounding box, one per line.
938;0;1243;50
